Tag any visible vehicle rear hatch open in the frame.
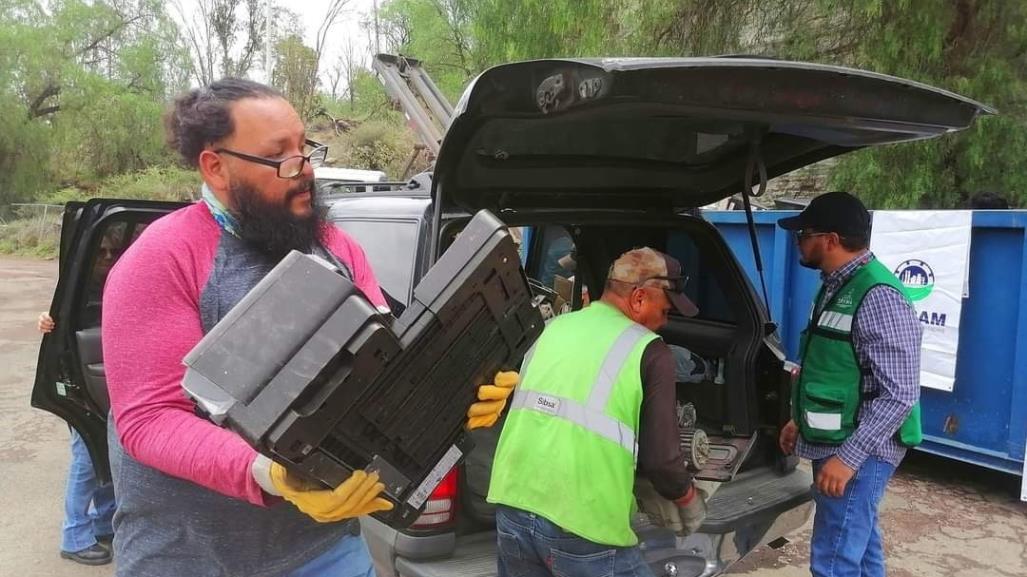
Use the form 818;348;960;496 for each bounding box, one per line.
432;57;993;213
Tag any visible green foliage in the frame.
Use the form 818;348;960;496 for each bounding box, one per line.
327;120;418;179
373;0;1026;208
324;68;404;122
272;34;320;120
0;166;198;258
0;0;188;203
40;166;199;204
800;0;1026;208
0;94;52;204
379;0;478;102
50;79;170;182
0;0;1021;223
0;215;61;258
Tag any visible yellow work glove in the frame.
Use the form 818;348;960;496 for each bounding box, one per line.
466;370;519;429
269;464;394;523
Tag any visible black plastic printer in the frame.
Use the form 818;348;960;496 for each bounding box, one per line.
182;210;543;528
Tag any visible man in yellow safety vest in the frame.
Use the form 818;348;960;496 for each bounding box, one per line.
488;247;707;577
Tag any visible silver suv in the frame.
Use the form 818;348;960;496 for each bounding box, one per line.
34;57;990;577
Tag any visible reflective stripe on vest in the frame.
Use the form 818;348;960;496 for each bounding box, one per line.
817;310;854;332
509;323;651;459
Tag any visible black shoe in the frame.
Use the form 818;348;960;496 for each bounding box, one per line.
60;543;112;566
96;533;114;549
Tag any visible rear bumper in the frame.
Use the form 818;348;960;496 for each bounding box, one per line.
636;466;814;576
365;467;814;577
360;515;496;577
359;517;458;576
395;532;497;577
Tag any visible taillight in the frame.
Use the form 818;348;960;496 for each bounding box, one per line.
410;468;459;529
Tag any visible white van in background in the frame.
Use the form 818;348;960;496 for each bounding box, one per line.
315;166;392;199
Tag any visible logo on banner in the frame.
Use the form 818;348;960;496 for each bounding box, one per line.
895;259;935;302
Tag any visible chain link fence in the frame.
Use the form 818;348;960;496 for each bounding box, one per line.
0;203;64;257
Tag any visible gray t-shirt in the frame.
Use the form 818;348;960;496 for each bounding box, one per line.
107;232;357;577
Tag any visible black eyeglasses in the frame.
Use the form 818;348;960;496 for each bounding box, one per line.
215;139;328;179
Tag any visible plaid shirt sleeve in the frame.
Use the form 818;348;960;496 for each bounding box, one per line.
837;285;923;470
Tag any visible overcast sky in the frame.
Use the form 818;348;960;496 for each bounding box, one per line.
288;0;379;71
174;0;381;84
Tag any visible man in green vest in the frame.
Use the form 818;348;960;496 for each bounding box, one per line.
488;247;706;577
777;192;922;577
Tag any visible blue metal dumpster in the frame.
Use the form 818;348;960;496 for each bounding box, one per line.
706;210;1027;476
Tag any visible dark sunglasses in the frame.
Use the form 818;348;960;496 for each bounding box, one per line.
795;229;831;241
642;275;688;293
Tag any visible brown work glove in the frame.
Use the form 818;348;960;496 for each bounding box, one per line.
675;484;708;535
635;478;707;536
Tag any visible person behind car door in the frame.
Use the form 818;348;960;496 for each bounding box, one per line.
100;78;516;577
488;247;707;577
39;311;116;565
777;191;922;577
39;229;123;565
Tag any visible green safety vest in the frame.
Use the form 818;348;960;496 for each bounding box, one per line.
795;257;922;447
487;302;659;546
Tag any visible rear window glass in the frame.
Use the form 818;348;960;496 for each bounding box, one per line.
474;118;748;166
665;231;735;324
78;219;147;328
334;219;420;304
534;226;575;289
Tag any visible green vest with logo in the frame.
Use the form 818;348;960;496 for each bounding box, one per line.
795;258;922;447
487;302;659;546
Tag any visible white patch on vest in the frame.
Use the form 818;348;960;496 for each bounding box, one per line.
534;394;561;416
818;311;853;332
806;410;842;431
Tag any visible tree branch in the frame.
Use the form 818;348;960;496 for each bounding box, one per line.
74;15;144;58
31;105;61;118
27;83;61;119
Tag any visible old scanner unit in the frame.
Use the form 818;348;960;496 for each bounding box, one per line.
182;209;543;528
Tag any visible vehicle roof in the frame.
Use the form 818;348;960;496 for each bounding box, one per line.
315;166;388;182
325;194;432;222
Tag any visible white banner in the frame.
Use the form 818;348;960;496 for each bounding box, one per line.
1022;437;1027;502
869;211;972;392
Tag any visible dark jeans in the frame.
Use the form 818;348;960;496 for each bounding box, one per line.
810;456;896;577
496;506;655;577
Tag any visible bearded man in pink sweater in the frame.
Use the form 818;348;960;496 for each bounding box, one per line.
101;78;514;577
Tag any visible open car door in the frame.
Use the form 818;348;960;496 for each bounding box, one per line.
32;199;186;483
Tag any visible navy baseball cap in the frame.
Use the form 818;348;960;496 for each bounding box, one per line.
778;191;871;237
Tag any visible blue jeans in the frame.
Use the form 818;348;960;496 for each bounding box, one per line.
811;456;896;577
496;506;654;577
288;534;376;577
62;428;116;552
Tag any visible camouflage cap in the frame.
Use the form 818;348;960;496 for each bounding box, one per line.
607;247;698;317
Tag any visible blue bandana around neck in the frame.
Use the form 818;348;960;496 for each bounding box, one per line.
200;184;241;238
